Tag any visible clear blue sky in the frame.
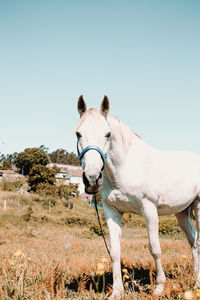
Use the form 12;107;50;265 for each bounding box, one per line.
1;0;200;156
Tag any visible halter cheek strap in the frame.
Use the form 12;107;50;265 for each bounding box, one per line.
77;143;107;171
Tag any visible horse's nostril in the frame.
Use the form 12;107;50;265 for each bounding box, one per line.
83;172;102;187
96;172;103;185
82;172;89;186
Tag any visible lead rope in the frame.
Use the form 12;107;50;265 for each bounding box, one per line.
94;194;112;262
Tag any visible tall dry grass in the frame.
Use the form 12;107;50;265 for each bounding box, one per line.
0;190;199;299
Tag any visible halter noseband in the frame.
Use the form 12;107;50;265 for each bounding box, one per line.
77;143;107;171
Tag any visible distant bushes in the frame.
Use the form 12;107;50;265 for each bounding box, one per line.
0;160;12;170
23;206;34;222
122;214;182;236
28;164;56;191
159;218;181;236
1;177;182;238
122;213;145;227
65;216;89;226
64;214;107;237
32;195;57;209
27;163;78;200
89;222;106;236
1;179;23;192
35;183;78;199
49;148;80;165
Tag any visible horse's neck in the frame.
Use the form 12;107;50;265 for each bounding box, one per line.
107;115;141;166
104;116;136;188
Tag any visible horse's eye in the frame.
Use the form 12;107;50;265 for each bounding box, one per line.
76;132;82;139
105;132;111;138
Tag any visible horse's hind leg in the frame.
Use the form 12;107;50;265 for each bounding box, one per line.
175;207;198;273
193;196;200;288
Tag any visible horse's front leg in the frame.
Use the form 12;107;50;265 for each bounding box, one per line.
141;200;166;295
103;202;123;299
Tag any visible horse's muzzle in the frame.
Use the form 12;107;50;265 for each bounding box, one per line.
82;172;103;194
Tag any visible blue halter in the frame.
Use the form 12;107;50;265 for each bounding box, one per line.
77;143;107;171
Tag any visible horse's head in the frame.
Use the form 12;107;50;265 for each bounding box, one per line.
76;95;111;194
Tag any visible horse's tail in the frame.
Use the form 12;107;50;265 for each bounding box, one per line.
190;200;196;220
190;204;195;220
190;195;200;220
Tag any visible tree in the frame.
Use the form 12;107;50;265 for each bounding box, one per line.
0;153;5;162
28;164;56;191
15;148;49;175
6;152;18;164
0;152;18;169
49;149;80;165
2;160;12;170
39;145;49;154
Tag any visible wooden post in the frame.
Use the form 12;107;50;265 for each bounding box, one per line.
49;200;51;211
4;200;6;211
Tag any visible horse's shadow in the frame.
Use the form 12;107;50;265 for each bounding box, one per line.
66;266;156;294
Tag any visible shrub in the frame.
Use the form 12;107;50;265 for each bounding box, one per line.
0;160;12;170
32;195;56;209
89;223;106;236
122;213;145;227
28;165;56;191
159;218;181;236
35;182;78;200
34;183;59;197
1;179;23;192
65;216;89;226
23;206;34;222
121;214;181;236
57;184;78;199
42;198;56;209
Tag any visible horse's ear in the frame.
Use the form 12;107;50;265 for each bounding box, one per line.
101;95;110;117
77;95;87;117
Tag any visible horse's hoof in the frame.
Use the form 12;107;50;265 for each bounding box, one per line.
153;283;164;296
194;281;200;289
108;290;123;300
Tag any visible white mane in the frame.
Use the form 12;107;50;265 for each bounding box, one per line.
108;115;141;154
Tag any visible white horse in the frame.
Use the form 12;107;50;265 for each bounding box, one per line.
76;95;200;298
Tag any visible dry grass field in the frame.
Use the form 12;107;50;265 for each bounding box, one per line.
0;190;199;299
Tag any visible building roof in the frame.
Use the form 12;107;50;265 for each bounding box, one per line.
66;167;82;177
0;170;23;178
48;164;82;177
